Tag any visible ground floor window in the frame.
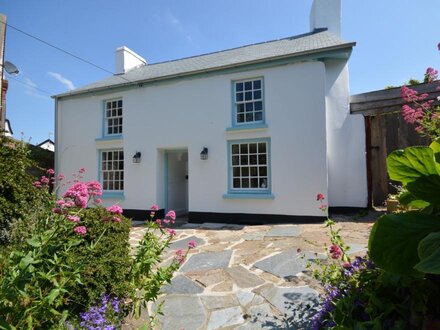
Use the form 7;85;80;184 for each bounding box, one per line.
101;149;124;191
229;138;270;193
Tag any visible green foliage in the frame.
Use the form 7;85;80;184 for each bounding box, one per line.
66;207;132;313
0;136;48;244
369;139;440;275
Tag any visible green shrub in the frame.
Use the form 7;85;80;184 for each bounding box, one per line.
67;207;132;313
0;136;48;245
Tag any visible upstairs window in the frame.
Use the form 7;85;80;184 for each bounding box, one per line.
234;78;264;125
105;99;123;135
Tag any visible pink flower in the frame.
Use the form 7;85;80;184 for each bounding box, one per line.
79;168;86;174
40;176;50;184
175;249;185;264
329;244;343;259
74;226;87;236
46;169;55;175
95;198;102;204
319;204;328;211
32;181;42;188
316;193;325;201
342;261;351;268
86;181;102;197
106;205;123;214
150;204;159;211
402;104;423;124
188;240;197;249
52;208;62;214
166;228;176;236
58;174;65;181
425;67;438;83
113;216;121;223
63;182;89;209
155;219;162;226
401;86;419;102
67;215;80;223
166;210;176;221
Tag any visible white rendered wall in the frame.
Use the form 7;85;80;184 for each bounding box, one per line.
324;60;367;207
57;61;329;217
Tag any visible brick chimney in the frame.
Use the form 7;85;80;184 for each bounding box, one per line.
310;0;341;36
115;46;146;75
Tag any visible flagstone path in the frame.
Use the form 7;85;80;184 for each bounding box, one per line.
125;214;377;330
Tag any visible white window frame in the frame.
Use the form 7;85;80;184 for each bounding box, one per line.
228;138;270;193
233;78;264;126
104;99;123;136
100;149;124;191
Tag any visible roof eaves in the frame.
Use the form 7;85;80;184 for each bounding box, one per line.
54;41;355;100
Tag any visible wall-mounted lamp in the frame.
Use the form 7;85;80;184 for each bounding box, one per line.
132;151;141;163
200;147;208;160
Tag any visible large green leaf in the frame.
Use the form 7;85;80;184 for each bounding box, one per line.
387;147;438;185
414;232;440;274
430;138;440;164
397;190;430;209
368;212;440;275
407;175;440;206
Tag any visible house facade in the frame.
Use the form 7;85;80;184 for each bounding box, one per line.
54;0;367;223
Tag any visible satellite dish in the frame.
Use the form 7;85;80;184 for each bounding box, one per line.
3;61;19;75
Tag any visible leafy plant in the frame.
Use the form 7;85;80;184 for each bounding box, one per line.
369;139;440;275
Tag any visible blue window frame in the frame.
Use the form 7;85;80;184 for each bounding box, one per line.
232;78;264;126
227;138;271;195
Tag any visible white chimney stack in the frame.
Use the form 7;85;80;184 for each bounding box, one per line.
309;0;341;36
115;46;147;75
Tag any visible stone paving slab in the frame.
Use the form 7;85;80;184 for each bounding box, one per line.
158;295;206;330
264;225;301;237
180;250;232;272
168;235;205;250
161;274;204;294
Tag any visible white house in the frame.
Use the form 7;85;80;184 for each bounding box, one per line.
54;0;367;223
36;138;55;152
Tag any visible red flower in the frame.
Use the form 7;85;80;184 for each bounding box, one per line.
316;193;325;201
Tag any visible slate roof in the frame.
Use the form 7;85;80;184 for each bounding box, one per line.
55;29;355;98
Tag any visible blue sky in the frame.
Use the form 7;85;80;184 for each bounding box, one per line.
1;0;439;144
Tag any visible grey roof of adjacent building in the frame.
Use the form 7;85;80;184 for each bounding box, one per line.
54;29;355;99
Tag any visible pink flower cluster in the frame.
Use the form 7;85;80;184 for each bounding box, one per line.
32;168;56;188
425;67;438;83
63;182;90;209
316;193;328;212
74;226;87;236
329;244;342;259
107;205;123;214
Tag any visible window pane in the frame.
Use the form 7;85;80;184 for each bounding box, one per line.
255;101;262;111
242;178;249;188
240;144;248;154
249;143;257;153
102;152;107;161
258;143;266;153
236;92;243;102
103;182;108;190
245;91;252;101
250;155;257;164
232;144;239;154
253;90;261;99
244;81;252;90
232;156;239;165
233;167;240;177
242;167;249;176
236;82;243;92
258;155;267;165
106;102;111;109
237;104;244;113
260;178;268;188
251;178;258;188
233;178;240;188
253;80;261;89
241;155;248;165
109;182;114;190
118;100;122;108
259;166;267;176
246;113;253;122
245;103;253;112
250;166;258;176
237;114;244;123
255;112;263;121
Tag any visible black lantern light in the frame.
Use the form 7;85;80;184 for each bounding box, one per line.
132;151;141;163
200;147;208;160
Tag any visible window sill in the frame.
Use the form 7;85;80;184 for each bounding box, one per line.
223;193;274;200
95;135;123;142
226;123;268;132
102;192;125;200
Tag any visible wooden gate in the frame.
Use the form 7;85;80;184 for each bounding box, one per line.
350;83;437;206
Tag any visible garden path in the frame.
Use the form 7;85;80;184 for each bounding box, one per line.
124;213;378;330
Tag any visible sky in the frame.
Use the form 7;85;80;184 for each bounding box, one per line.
1;0;439;144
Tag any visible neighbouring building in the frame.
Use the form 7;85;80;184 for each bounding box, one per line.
54;0;367;223
36;138;55;152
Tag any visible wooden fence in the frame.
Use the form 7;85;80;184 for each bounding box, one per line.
350;82;438;206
